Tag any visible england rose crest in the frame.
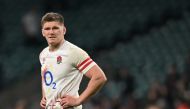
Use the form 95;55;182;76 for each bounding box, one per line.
57;56;62;64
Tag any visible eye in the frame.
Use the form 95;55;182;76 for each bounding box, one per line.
52;26;59;30
44;27;50;30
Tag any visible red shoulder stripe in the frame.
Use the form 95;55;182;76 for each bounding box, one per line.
79;60;93;72
77;57;91;68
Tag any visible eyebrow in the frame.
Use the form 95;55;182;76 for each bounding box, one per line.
43;26;60;30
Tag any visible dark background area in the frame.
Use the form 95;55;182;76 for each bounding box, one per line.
0;0;190;109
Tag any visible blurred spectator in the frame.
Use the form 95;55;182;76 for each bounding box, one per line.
103;67;138;109
118;68;136;97
145;104;162;109
14;99;28;109
176;76;189;98
104;69;125;99
99;96;112;109
125;95;139;109
146;81;169;109
21;6;41;46
164;64;181;109
176;101;190;109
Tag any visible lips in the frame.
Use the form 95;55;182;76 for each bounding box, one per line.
49;36;56;39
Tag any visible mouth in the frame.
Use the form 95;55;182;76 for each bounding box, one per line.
48;36;56;39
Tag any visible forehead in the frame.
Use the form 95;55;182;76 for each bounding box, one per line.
42;21;63;28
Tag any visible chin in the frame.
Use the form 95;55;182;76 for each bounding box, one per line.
48;41;57;46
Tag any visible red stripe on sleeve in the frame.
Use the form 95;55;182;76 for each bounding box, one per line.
79;60;93;72
77;57;91;68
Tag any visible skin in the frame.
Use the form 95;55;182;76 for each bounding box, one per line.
42;21;66;52
40;21;107;108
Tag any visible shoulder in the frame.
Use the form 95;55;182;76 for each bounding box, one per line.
65;41;87;55
65;41;90;66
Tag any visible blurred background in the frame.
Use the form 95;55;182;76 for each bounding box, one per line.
0;0;190;109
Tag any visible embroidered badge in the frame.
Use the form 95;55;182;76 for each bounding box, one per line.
57;56;62;64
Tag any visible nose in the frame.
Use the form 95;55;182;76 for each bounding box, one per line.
49;29;54;34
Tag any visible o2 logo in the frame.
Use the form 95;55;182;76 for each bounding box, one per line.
44;71;56;89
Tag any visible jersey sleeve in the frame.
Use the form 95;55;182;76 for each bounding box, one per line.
39;48;46;66
39;52;43;65
71;47;96;74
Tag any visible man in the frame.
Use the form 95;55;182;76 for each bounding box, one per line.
39;12;107;109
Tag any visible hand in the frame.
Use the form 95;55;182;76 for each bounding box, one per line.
60;95;81;108
40;97;46;109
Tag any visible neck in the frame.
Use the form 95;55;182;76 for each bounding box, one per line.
49;39;65;52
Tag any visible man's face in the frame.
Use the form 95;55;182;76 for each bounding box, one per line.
42;21;66;46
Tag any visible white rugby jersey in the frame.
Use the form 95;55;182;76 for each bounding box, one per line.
39;40;96;109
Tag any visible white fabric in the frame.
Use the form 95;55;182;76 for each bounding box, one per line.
39;41;96;109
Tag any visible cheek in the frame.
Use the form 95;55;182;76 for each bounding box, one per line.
56;30;63;37
42;30;47;37
43;34;48;39
59;30;65;35
57;30;62;34
42;32;48;39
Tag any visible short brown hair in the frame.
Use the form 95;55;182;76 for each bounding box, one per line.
41;12;64;27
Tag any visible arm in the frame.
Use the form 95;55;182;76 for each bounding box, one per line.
61;65;107;108
78;65;107;103
40;77;46;108
39;52;46;108
41;78;45;97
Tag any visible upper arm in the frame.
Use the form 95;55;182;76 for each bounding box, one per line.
71;47;96;74
84;64;107;80
70;46;107;81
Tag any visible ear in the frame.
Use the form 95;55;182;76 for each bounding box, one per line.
63;26;66;35
42;29;45;37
